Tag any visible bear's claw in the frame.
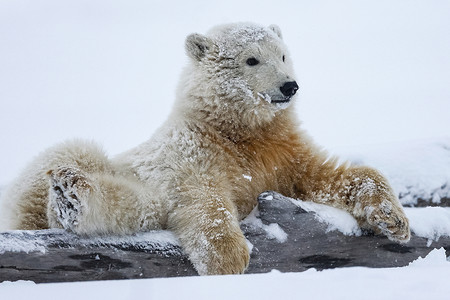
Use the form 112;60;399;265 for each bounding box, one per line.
366;204;411;243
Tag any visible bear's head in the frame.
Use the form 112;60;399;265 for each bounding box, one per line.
179;23;298;132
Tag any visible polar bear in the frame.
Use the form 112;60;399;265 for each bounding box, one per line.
0;23;410;275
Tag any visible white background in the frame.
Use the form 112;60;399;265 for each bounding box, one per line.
1;0;449;185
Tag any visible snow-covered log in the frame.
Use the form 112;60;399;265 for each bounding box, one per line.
1;192;449;283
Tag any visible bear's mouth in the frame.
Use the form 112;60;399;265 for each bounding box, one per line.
271;99;291;104
257;92;292;105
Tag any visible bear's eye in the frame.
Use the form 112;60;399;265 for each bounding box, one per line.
246;57;260;66
282;55;285;62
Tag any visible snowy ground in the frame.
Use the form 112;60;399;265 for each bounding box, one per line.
1;249;450;300
1;0;450;299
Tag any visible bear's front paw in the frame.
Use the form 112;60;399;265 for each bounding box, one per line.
365;199;410;243
193;231;250;275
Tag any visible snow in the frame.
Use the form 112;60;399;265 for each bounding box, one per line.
242;174;252;181
242;194;450;243
405;207;450;242
0;0;449;298
210;22;269;57
0;231;47;254
241;207;288;243
1;248;450;300
290;198;362;236
0;229;180;255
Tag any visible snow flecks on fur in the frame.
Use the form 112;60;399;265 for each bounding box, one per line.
216;75;261;109
209;23;270;58
178;22;295;139
48;167;90;231
309;190;334;204
271;101;292;111
364;206;375;220
379;200;393;216
189;233;210;276
242;174;252;182
354;177;377;198
257;92;272;103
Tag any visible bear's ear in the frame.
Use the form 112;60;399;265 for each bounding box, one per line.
185;33;213;61
268;24;283;39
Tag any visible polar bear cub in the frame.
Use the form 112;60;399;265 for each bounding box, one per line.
0;23;410;275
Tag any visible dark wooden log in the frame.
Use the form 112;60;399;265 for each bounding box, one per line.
1;192;449;283
414;197;450;207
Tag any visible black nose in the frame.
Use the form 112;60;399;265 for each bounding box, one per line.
280;81;299;97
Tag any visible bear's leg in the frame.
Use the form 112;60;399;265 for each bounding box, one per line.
167;184;249;275
292;146;410;243
300;164;410;242
0;140;112;230
48;166;163;235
